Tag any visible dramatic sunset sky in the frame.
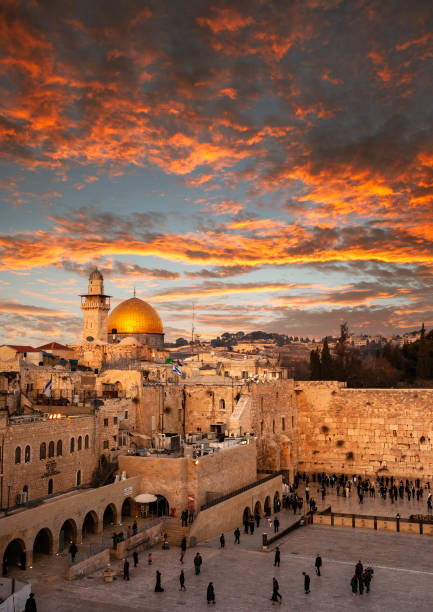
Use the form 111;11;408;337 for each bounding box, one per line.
0;0;432;345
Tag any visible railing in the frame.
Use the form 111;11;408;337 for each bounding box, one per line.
68;543;107;566
200;471;283;511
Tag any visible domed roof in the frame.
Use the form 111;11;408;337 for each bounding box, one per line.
89;268;103;281
107;297;163;335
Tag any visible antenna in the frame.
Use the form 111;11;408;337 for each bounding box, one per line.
133;286;136;298
191;301;195;345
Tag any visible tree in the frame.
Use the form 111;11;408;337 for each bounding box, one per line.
175;337;188;347
321;338;334;380
310;348;322;379
416;323;428;379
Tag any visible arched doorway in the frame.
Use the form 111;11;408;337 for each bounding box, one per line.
3;539;25;573
121;497;133;519
82;511;98;539
59;519;77;552
148;495;169;517
103;503;117;528
273;491;281;512
264;496;271;517
254;501;262;518
33;528;53;559
242;506;251;526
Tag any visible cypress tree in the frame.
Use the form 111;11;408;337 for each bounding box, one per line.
321;337;334;380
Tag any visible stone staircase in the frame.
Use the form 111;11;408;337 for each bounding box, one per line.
161;517;191;546
228;395;251;436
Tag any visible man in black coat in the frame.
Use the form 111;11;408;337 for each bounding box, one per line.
315;554;322;576
303;572;310;594
274;546;280;567
25;593;37;612
123;558;130;580
234;527;240;544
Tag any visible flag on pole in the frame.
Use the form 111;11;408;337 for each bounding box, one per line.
172;364;182;375
43;377;52;398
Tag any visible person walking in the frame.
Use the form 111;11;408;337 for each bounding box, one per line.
363;568;373;593
24;592;37;612
155;570;164;592
194;552;203;575
123;558;130;581
351;574;358;596
303;572;310;594
179;569;186;591
234;527;240;544
274;546;280;567
132;520;137;535
69;542;78;563
355;560;363;581
132;551;138;567
315;554;322;576
255;513;261;528
207;582;216;605
180;536;187;564
273;517;280;533
220;533;225;548
271;577;282;603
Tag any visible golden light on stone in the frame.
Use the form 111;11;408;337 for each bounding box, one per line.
107;297;163;335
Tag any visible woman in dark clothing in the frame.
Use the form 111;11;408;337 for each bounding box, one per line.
207;582;215;604
155;570;164;592
351;574;358;596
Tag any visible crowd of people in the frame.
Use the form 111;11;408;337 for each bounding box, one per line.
292;471;433;514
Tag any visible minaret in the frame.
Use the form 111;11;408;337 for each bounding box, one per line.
80;269;111;342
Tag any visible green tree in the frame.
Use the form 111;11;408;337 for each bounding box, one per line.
321;338;334;380
416;323;428;379
310;348;322;379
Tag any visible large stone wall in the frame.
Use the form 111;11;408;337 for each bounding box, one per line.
118;441;257;511
296;382;433;481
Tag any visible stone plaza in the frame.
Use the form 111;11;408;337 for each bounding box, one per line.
7;502;433;611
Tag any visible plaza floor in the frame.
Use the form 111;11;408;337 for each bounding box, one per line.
12;506;433;611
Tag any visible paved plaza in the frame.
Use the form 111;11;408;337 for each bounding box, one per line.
9;501;433;611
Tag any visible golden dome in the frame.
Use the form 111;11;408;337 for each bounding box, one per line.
107;297;163;335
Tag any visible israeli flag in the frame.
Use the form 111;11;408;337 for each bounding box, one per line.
43;377;52;398
172;364;182;375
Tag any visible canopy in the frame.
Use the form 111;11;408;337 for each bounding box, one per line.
134;493;157;504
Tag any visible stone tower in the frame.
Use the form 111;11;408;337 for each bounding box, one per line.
80;269;111;343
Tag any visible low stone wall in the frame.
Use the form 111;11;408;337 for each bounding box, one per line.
312;510;433;536
110;521;163;559
189;475;282;543
65;548;110;580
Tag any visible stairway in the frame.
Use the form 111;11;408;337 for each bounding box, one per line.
161;517;191;546
228;395;251;436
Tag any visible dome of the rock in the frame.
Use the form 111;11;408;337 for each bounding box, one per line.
108;297;163;335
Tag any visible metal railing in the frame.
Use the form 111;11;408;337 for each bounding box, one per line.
200;471;283;511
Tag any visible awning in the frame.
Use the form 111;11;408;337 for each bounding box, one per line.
134;493;157;504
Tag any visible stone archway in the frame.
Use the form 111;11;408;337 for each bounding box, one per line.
264;496;271;516
33;528;53;559
82;511;99;539
59;519;77;552
3;538;25;572
103;503;118;528
242;506;251;530
254;500;262;518
148;494;169;517
121;497;134;520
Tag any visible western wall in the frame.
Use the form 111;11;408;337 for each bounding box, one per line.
295;381;433;481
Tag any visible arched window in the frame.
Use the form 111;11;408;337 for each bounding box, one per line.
48;478;53;495
77;436;82;451
70;437;75;453
15;446;21;464
56;440;62;456
85;434;89;449
76;470;81;486
25;445;31;463
219;399;225;410
48;441;54;458
40;442;46;460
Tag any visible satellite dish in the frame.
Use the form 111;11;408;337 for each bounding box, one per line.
86;336;94;342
